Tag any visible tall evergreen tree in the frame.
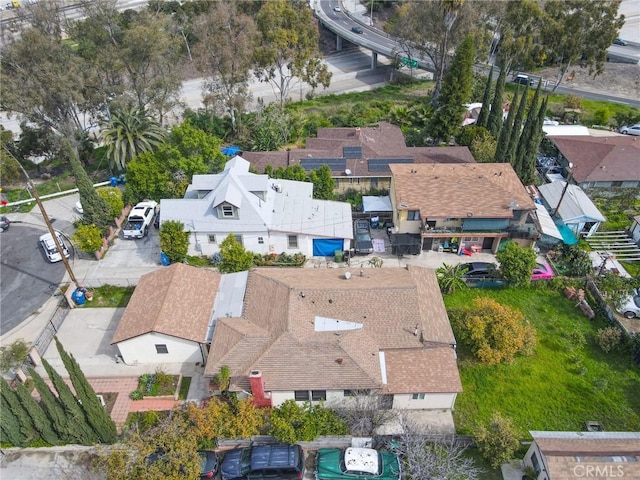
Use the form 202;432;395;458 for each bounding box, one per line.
515;82;543;165
505;84;530;170
0;388;26;446
55;337;117;443
476;67;494;129
430;34;475;144
494;88;520;163
0;377;38;446
487;64;506;138
309;164;336;200
28;366;74;443
14;381;60;445
65;139;112;234
520;97;549;184
42;358;99;445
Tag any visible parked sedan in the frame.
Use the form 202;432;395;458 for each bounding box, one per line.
531;263;554;280
460;262;499;279
199;450;219;479
316;447;401;480
39;231;70;263
352;25;363;34
619;124;640;136
617;294;640;319
353;219;373;255
613;37;628;46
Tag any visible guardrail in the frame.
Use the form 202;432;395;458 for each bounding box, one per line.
4;180;111;207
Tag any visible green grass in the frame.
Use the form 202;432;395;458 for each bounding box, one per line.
178;376;192;400
445;286;640;438
84;285;134;308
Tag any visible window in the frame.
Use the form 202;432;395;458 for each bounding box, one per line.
217;204;237;219
222;205;234;217
288;235;298;249
258;236;264;244
407;210;420;221
611;181;622;187
531;453;541;474
344;390;356;397
294;390;309;401
411;393;426;400
234;235;243;246
155;344;168;354
208;234;216;243
311;390;326;401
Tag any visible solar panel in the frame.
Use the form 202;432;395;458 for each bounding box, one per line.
300;158;347;171
343;146;362;159
367;158;414;171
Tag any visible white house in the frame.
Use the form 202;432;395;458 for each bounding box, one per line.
538;181;605;237
160;156;353;257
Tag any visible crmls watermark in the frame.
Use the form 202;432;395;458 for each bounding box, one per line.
573;465;625;477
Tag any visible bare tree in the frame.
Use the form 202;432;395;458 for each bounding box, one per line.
331;390;397;436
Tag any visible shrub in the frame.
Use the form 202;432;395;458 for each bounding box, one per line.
72;224;103;253
475;412;520;468
96;187;124;219
130;390;143;401
595;327;622;353
159;220;190;263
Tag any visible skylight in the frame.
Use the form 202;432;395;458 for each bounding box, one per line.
314;316;363;332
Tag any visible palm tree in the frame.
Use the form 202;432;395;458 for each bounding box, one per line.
436;263;468;294
100;107;167;171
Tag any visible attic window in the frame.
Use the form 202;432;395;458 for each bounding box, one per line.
217;204;238;219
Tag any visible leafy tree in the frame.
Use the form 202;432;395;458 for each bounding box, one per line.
28;366;73;444
0;339;30;375
14;380;61;445
551;243;592;277
487;65;506;138
265;164;309;182
254;0;331;106
496;241;537;286
97;187;125;220
0;129;23;186
454;297;537;365
73;224;104;254
246;103;292;151
159;220;190;264
218;233;254;274
100;107;167;171
435;263;468;294
193;1;257;134
475;412;521;468
430;34;475;144
167;121;227;174
594;272;638;310
185;396;264;443
212;365;230;393
469;129;497;163
475;67;494;129
268;400;348;443
0;377;38;446
494;0;545;71
543;0;624;91
309;165;336;200
55;337;117;444
494;88;520;164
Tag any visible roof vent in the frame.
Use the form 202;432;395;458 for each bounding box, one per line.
345;169;352;175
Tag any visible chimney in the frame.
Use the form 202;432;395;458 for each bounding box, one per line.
249;370;272;407
355;127;361;137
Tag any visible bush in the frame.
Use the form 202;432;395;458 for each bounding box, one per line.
595;327;622;353
159;220;190;263
72;224;103;253
475;412;520;468
97;187;124;219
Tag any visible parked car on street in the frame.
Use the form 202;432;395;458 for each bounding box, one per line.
617;294;640;319
0;215;10;232
221;444;304;480
619;124;640;136
39;231;70;263
316;447;401;480
147;449;219;478
333;5;341;11
75;201;83;214
353;219;373;255
513;74;534;86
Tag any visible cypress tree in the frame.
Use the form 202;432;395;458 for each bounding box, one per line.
0;389;26;446
14;380;60;445
0;377;38;446
430;34;476;144
55;337;117;443
42;357;99;445
29;366;74;443
487;65;507;138
494;87;520;163
520;97;549;185
65;139;111;234
505;84;530;171
515;82;543;167
476;67;494;129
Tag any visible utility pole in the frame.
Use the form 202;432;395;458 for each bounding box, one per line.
552;162;573;217
4;148;79;285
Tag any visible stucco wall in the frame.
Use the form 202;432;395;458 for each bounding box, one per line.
116;332;203;365
392;392;457;410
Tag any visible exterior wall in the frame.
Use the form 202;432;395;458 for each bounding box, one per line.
581;181;640;189
334;177;391;195
630;220;640;244
189;231;328;257
270;390;344;407
392;392;457;410
115;332;203;365
523;442;550;480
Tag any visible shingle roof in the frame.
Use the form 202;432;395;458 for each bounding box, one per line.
205;266;461;394
530;431;640;480
384;348;463;393
389;162;535;218
549;136;640;183
111;264;220;344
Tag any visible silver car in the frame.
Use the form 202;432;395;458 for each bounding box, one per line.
39;231;70;263
617;294;640;319
619;124;640;136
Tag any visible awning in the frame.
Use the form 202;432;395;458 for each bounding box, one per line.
536;204;563;240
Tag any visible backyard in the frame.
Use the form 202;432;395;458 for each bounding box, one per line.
445;286;640;437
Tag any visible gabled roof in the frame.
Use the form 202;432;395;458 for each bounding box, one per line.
549;136;640;183
160;156;353;239
530;431;640;479
205;266;461;394
242;122;475;177
111;264;221;344
538;181;606;224
390;163;535;219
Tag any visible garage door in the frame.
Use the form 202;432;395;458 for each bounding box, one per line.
313;239;344;256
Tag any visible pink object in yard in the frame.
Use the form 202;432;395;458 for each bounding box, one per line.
532;263;554;280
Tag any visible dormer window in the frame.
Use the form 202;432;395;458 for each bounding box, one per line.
217;203;238;219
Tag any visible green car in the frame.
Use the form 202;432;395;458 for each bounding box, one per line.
316;447;401;480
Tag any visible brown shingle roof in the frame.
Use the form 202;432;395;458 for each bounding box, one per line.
390;162;535;218
549;136;640;183
111;264;220;344
206;266;460;394
383;348;463;393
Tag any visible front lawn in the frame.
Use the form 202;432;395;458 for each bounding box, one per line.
445;286;640;437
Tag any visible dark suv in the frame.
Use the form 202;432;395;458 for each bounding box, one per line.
353;219;373;255
221;444;304;480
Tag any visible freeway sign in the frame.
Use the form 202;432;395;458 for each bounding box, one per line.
401;56;418;68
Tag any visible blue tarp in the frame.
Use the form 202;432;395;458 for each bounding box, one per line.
556;222;579;245
313;238;343;256
221;146;241;156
